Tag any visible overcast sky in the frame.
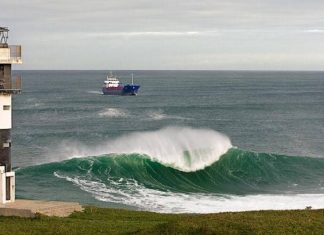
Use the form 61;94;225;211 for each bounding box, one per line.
2;0;324;70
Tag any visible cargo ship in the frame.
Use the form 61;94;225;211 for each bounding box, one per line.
102;72;140;96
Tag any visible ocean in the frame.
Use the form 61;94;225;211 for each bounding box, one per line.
11;70;324;213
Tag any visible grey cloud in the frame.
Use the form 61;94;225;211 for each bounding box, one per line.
1;0;324;69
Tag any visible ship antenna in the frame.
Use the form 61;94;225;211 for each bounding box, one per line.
131;73;134;85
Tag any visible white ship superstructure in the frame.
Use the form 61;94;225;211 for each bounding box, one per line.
104;72;121;88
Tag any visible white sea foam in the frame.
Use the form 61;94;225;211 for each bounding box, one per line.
50;126;232;172
87;90;102;94
54;172;324;213
145;110;190;121
98;108;129;118
146;110;169;120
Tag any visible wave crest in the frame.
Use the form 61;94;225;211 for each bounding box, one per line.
48;126;232;171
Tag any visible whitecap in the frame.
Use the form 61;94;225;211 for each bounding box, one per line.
47;126;232;172
98;108;129;118
146;110;191;121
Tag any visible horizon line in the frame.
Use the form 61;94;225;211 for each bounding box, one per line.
12;69;324;72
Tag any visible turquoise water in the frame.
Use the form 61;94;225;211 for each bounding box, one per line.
11;70;324;213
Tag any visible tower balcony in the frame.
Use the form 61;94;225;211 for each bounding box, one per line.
0;76;22;94
0;46;22;64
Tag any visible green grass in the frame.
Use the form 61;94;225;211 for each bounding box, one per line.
0;207;324;235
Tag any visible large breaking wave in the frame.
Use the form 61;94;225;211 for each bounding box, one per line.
45;126;232;171
15;127;324;213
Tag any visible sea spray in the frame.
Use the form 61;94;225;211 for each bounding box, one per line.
12;70;324;213
46;126;232;171
16;149;324;213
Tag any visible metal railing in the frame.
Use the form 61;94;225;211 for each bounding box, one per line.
0;45;22;64
10;45;21;61
0;75;22;94
0;27;9;44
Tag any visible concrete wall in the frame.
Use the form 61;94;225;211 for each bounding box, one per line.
0;47;22;64
0;48;10;61
0;95;11;129
0;167;15;203
0;129;11;171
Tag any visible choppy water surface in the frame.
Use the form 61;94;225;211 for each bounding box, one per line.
12;70;324;213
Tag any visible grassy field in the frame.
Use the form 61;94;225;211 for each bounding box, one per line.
0;207;324;235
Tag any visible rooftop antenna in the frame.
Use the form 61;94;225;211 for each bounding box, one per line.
0;27;9;44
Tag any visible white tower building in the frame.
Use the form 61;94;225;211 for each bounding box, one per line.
0;27;22;204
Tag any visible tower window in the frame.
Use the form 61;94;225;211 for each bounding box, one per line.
3;143;11;148
3;105;10;110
